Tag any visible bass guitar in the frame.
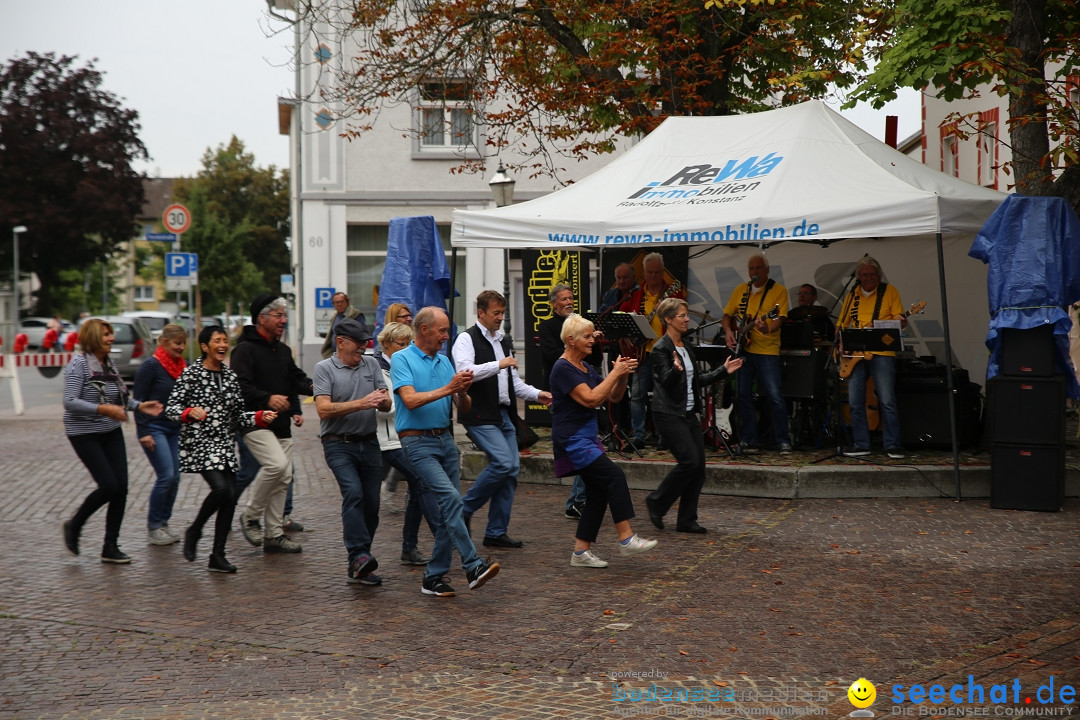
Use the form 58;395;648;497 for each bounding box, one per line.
837;301;927;378
733;304;780;356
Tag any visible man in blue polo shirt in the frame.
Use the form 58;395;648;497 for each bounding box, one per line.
390;306;500;598
313;319;390;587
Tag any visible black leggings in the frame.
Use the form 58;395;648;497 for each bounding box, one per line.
192;469;237;556
575;453;636;544
68;428;129;549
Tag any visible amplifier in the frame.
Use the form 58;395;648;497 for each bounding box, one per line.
987;375;1066;445
781;348;827;399
1000;325;1055;377
991;443;1064;512
897;374;981;449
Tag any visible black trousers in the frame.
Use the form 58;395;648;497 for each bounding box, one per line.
649;411;706;528
68;428;129;549
575;453;636;543
193;469;237;556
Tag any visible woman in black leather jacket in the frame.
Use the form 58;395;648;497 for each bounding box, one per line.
647;298;742;534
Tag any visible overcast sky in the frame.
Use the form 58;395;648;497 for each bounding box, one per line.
2;2;921;179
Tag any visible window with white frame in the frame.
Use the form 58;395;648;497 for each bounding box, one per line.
941;130;959;178
417;80;473;150
134;285;155;302
977;109;998;189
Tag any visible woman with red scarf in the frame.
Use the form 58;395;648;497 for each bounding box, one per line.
134;324;188;547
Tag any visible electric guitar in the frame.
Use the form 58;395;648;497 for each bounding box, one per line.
837;301;927;378
732;304;780;356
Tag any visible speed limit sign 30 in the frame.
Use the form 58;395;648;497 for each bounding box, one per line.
162;203;192;234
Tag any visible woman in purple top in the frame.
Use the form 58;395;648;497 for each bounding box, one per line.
548;313;658;569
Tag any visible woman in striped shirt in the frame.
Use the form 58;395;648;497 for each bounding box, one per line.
62;318;163;564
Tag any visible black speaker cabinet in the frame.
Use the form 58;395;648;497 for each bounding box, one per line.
1000;325;1055;377
991;443;1064;511
988;375;1066;445
896;371;980;449
781;348;827;399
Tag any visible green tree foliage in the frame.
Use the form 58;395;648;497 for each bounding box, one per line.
171;137;290;314
851;0;1079;210
0;52;147;316
284;0;885;179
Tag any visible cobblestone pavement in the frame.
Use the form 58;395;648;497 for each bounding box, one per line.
1;404;1077;720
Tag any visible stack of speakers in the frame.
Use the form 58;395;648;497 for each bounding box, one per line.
989;325;1066;511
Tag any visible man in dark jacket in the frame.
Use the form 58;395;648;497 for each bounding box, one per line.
233;294;314;553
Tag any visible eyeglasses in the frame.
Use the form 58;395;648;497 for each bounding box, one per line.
396;313;412;320
675;313;690;319
391;339;410;347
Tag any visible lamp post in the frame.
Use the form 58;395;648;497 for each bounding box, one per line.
11;225;26;331
489;161;516;338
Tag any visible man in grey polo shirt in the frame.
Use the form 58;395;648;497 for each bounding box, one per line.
313;319;392;586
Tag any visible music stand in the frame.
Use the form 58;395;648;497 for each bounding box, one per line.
584;312;657;347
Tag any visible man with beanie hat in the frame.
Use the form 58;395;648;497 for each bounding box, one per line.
232;294;314;553
313;318;391;585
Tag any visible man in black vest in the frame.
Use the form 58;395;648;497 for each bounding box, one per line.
452;290;551;548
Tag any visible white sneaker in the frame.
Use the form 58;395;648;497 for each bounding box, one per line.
570;549;609;568
618;534;658;556
148;527;178;546
163;525;182;541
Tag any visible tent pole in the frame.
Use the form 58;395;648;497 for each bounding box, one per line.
935;232;962;500
448;246;459;350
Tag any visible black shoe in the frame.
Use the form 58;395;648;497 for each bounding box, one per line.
421;575;456;597
676;523;708;534
207;553;237;573
645;497;664;530
348;553;378;581
482;534;524;548
100;545;131;564
842;445;871;457
564;502;584;520
466;559;500;590
643;433;661;447
183;526;201;562
62;519;80;556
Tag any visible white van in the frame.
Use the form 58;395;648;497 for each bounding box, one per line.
122;310;176;340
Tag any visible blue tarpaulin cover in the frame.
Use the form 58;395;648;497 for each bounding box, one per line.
376;216;456;343
968;194;1080;397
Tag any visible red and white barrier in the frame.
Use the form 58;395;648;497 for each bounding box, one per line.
0;352;75;415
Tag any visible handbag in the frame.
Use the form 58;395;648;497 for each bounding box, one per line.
510;403;540;451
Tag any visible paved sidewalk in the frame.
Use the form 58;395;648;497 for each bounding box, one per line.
1;404;1077;719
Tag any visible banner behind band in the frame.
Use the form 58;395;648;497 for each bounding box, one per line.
522;250;589;425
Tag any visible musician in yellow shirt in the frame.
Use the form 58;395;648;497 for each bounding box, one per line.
836;256;906;459
722;253;791;453
617;252;685;447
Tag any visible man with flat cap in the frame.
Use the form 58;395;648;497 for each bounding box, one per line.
233;294;314;553
313;319;392;585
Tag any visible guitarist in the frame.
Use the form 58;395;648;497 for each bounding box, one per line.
722;253;792;454
836;257;906;460
617;253;685;447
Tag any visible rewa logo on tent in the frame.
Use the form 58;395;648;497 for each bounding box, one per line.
627;153;784;201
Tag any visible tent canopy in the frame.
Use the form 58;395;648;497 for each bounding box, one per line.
451;101;1007;249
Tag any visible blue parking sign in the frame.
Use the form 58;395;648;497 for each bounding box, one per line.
315;288;336;309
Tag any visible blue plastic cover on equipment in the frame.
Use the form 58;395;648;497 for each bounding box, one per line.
375;216;456;343
968;194;1080;397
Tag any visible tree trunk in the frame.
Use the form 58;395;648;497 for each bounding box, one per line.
1006;0;1052;196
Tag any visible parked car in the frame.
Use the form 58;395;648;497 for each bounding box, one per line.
80;315;154;387
121;310;175;340
18;317;75;350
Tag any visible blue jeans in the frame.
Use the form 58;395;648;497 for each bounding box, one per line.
142;426;180;530
400;433;482;580
630;355;654;440
848;354;900;450
566;475;586;509
462;409;519;539
237;432;295;516
735;353;790;446
321;438;382;563
382;447;439;553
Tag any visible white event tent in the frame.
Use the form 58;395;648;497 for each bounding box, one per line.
451;100;1011;496
451;100;1006;248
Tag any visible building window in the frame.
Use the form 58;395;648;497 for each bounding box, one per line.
977;109;999;189
134;285;155;302
416;80;474;150
940;123;959;178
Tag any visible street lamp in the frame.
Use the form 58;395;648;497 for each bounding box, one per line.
11;225;27;331
489;161;516;338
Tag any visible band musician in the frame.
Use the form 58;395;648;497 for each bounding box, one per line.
722;253;791;453
616;253;685;447
789;284;836;340
836;256;905;460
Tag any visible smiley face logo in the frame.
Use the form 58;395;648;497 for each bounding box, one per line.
848;678;876;709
